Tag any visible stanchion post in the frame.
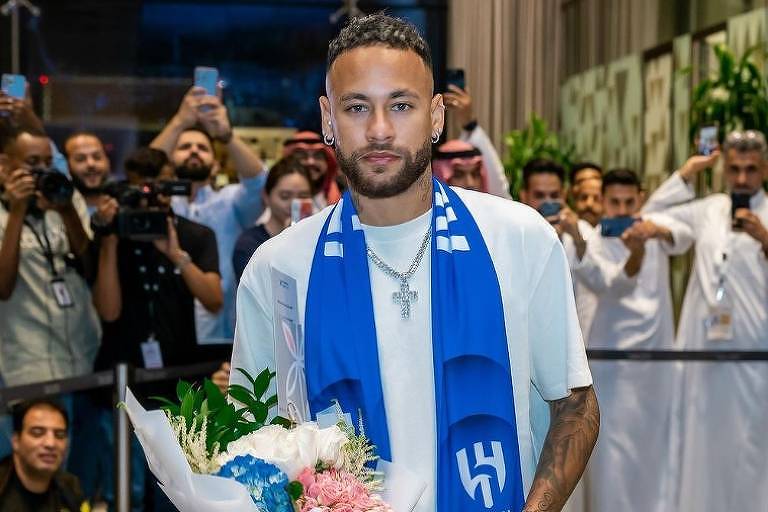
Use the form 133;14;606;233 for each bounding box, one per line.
114;363;133;512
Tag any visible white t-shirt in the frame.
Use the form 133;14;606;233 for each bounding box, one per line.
231;187;592;510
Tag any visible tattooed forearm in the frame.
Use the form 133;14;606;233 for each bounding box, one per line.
523;386;599;512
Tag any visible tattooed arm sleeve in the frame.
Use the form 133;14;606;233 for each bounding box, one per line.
523;386;600;512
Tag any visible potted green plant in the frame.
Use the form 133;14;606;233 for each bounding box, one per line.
689;43;768;150
503;113;576;199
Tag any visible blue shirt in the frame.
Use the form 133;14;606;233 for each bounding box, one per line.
171;173;267;342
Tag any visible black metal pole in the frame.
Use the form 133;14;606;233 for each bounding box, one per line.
114;362;133;512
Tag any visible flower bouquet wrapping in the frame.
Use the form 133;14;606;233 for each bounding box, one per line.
123;368;424;512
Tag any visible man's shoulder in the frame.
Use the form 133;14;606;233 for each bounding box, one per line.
176;214;216;239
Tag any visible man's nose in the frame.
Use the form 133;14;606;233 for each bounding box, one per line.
366;109;395;143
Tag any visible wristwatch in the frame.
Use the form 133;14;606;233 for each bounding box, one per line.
175;250;192;272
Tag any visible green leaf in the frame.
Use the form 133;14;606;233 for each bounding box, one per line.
285;481;303;501
214;403;236;426
252;368;273;399
176;380;192;402
271;416;292;428
265;394;278;409
180;391;195;424
249;402;268;424
151;396;179;409
235;367;257;388
203;378;227;412
228;384;257;407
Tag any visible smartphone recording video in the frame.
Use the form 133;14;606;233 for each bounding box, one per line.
698;125;718;156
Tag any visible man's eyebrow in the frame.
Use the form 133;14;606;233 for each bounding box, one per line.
340;93;370;102
390;89;419;99
339;90;420;102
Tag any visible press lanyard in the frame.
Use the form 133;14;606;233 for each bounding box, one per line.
24;216;58;277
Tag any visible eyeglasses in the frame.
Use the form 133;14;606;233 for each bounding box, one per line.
724;130;767;148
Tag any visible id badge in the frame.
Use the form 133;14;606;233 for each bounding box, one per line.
51;278;74;308
705;305;734;341
141;336;164;369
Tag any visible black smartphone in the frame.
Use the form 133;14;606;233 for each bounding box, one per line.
538;201;562;219
731;192;751;229
446;68;466;91
600;216;637;237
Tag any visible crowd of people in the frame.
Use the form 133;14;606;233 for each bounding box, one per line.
0;13;766;512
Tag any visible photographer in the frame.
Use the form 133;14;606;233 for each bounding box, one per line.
0;129;99;387
570;169;689;512
151;87;266;344
91;147;223;366
646;130;768;511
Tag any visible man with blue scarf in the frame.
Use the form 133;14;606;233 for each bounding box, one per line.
231;14;599;512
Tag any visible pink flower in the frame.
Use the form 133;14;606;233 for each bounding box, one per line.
296;469;393;512
297;467;317;490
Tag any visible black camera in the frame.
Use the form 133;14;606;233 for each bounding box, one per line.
102;180;191;241
30;167;74;206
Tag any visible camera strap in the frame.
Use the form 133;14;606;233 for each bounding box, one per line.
24;215;75;309
24;215;58;277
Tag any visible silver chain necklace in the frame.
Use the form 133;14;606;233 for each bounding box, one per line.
366;226;431;320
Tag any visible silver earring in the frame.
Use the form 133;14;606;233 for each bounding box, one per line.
431;133;440;144
324;133;335;146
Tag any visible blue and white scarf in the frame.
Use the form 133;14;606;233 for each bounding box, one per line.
305;178;524;511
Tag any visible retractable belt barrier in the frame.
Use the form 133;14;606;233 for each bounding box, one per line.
586;349;768;361
0;360;222;409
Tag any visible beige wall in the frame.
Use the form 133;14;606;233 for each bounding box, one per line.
447;0;563;154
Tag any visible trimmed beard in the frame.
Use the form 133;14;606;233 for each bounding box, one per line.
175;164;213;182
71;173;105;197
336;138;432;199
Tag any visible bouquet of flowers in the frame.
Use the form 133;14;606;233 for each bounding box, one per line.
123;368;414;512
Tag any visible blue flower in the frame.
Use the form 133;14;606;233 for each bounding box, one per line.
215;455;294;511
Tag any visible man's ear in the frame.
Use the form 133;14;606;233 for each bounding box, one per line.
319;96;333;142
519;189;529;204
11;433;19;453
430;94;445;139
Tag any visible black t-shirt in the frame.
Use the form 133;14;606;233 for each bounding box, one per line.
232;223;272;283
95;214;228;371
0;469;84;512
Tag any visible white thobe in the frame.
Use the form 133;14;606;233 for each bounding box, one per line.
651;190;768;511
572;227;689;512
559;219;599;512
460;125;512;199
562;220;600;342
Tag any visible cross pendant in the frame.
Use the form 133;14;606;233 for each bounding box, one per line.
392;279;418;320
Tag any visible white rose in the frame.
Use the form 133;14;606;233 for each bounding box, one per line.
216;422;350;480
314;425;349;468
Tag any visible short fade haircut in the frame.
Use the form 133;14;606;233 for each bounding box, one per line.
12;398;69;433
179;125;214;149
570;162;603;184
602;168;641;193
327;13;432;71
522;159;565;189
723;130;768;160
63;131;104;156
125;146;169;179
1;127;48;154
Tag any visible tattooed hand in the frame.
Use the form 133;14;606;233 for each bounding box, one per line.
523;386;599;512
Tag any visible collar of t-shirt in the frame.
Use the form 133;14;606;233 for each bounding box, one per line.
360;208;433;244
